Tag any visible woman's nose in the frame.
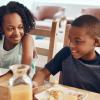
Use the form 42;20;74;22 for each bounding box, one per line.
13;28;19;35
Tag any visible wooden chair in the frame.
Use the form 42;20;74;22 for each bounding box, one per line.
81;8;100;20
30;20;59;70
63;24;70;47
59;20;71;84
33;6;65;20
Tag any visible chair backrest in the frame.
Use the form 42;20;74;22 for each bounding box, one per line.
33;6;65;20
63;24;71;47
30;20;58;69
81;8;100;20
59;21;71;84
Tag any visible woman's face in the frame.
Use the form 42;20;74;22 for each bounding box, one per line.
2;13;24;44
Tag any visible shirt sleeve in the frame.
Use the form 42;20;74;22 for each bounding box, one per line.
45;46;71;75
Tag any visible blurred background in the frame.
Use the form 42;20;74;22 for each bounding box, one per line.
1;0;100;19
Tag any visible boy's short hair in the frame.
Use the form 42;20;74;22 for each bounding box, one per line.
71;15;100;37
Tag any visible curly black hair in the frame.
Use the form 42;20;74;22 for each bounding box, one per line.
0;1;35;39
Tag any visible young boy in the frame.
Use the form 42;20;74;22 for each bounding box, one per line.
33;15;100;93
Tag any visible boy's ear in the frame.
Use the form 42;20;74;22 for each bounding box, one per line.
94;37;100;47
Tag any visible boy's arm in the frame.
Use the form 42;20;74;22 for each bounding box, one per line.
32;67;51;86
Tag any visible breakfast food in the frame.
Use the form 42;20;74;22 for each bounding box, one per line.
47;89;83;100
35;85;86;100
47;89;64;100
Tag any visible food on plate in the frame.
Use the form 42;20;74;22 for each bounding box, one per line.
35;85;86;100
64;94;78;100
47;89;64;100
47;89;83;100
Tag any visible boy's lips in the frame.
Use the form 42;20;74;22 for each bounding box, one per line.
71;50;81;59
71;50;77;53
71;50;79;56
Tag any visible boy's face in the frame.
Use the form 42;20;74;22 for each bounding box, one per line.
2;13;24;44
69;26;96;60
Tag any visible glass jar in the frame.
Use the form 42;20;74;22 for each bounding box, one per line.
9;64;32;100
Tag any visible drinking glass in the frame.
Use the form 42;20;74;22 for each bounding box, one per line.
9;64;32;100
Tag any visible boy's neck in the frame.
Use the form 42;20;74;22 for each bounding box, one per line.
80;51;97;61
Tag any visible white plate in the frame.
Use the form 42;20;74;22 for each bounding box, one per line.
0;68;10;76
35;84;88;100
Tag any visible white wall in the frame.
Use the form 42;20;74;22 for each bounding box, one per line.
30;2;100;19
0;0;100;19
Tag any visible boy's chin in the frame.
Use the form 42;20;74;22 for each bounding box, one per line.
72;55;81;59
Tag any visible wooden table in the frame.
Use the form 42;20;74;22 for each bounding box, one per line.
0;73;100;100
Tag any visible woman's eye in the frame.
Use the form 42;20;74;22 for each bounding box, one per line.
7;28;13;31
19;26;24;29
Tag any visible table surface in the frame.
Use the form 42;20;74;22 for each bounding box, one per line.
0;72;100;100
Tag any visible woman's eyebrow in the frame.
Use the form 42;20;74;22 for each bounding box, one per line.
6;25;14;27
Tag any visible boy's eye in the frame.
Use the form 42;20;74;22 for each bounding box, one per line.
75;40;81;44
71;39;84;45
75;39;85;45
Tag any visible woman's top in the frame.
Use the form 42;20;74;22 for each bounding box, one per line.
0;36;37;78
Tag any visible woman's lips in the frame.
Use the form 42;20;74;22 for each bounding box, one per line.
10;37;20;41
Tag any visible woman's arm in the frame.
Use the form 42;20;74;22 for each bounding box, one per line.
21;34;34;65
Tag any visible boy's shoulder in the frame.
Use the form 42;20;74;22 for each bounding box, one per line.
54;46;71;62
58;46;71;57
96;52;100;64
60;46;71;53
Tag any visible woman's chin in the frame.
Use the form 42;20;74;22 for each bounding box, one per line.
12;40;20;44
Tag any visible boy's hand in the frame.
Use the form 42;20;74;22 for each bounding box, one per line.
32;81;38;94
32;68;51;86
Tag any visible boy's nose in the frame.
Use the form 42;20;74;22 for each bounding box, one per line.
69;42;75;48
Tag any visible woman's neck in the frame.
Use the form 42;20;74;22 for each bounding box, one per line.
3;37;17;51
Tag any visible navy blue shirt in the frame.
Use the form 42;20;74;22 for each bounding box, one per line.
45;46;100;93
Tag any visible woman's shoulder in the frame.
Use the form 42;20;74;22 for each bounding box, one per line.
21;34;34;44
22;34;33;40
